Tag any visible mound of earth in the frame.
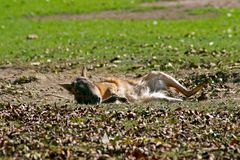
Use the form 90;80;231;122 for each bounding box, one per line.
0;65;239;105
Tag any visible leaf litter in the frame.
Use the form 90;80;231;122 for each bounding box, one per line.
0;62;239;159
1;0;240;158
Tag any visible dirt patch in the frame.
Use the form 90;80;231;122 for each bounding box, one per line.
36;9;217;20
35;0;240;20
0;65;239;105
142;0;240;8
1;65;240;159
0;65;75;105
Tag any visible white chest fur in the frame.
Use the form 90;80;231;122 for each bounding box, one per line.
145;77;167;92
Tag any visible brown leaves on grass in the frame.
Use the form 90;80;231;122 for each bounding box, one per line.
0;102;240;159
0;62;239;159
181;71;240;101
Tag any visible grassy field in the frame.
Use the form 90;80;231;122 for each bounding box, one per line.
0;0;240;71
0;0;240;159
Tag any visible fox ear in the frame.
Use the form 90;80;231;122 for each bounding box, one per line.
59;83;73;93
81;65;87;77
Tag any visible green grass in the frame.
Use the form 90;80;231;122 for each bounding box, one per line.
0;1;239;71
1;0;125;18
0;1;240;159
0;1;240;71
1;11;240;71
0;1;239;69
0;0;157;18
187;6;230;15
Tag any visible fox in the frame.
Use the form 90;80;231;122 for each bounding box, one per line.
60;66;208;104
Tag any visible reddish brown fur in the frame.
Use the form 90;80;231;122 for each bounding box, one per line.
61;68;208;104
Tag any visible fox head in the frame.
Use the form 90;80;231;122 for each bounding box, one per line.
60;66;102;104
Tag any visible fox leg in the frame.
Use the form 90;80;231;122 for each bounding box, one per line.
141;71;207;97
141;93;183;103
102;95;128;103
102;88;128;103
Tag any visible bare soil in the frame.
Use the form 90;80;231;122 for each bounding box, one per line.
0;65;73;105
0;64;239;105
36;0;240;20
2;0;240;105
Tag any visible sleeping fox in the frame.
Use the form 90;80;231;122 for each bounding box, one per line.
60;66;208;104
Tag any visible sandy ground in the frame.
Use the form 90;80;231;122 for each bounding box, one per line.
0;65;73;105
0;64;239;105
